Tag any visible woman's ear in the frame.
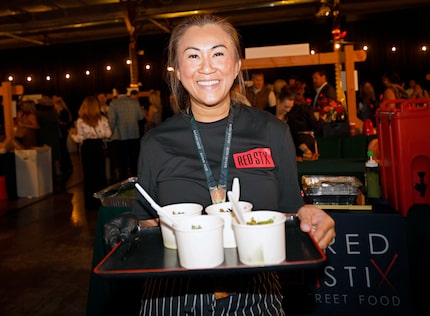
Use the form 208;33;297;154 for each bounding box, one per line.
235;60;241;77
176;70;181;81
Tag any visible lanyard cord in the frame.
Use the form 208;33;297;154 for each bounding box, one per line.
190;106;234;203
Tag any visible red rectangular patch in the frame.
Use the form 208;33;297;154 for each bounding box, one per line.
233;148;275;168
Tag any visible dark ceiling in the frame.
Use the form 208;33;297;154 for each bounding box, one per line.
0;0;429;51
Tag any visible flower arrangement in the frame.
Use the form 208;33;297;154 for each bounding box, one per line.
318;99;347;123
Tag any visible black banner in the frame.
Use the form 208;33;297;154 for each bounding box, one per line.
282;212;411;315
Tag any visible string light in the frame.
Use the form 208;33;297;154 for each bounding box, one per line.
4;42;429;85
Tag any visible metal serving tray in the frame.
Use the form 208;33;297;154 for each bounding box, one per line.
302;175;362;196
93;216;327;278
93;177;138;207
302;175;363;205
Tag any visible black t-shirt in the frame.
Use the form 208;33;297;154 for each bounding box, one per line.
133;103;303;219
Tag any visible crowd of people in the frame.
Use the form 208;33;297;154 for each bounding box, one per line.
8;11;428;315
14;95;72;178
232;67;428;161
11;88;167;209
10;21;428;211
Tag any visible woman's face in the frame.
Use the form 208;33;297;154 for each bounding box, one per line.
277;98;294;114
175;24;241;109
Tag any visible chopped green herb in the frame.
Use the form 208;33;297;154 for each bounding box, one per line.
172;211;185;215
246;217;274;225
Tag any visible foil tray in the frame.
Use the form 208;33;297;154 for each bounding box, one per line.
93;177;137;207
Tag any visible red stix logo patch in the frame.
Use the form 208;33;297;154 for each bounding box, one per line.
233;148;275;168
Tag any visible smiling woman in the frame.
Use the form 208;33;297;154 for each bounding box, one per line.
100;13;336;316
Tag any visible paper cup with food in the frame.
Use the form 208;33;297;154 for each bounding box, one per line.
232;210;286;266
159;203;203;249
205;201;253;248
174;215;224;269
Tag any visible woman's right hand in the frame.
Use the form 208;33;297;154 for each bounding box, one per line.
104;212;140;248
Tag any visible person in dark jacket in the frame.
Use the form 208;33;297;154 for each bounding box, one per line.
310;69;337;111
36;95;62;176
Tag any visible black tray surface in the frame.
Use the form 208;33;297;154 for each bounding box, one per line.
94;216;327;278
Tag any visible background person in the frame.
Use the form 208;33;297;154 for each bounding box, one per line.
143;89;163;133
108;87;143;181
105;14;335;315
381;71;409;102
266;85;295;123
70;96;112;210
310;69;337;111
14;99;39;148
357;81;378;127
287;82;325;160
245;71;276;110
36;95;62;176
52;95;74;175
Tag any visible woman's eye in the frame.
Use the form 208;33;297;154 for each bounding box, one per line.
188;54;199;59
214;51;224;57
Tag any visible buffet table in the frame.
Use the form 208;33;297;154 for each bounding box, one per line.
296;134;378;184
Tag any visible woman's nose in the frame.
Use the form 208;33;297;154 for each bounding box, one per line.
199;57;215;73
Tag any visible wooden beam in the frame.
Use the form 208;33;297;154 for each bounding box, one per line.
241;49;366;69
344;45;362;130
0;81;24;150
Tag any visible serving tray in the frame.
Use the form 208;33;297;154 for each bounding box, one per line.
94;216;327;278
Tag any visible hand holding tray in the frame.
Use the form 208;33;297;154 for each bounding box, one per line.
94;216;327;278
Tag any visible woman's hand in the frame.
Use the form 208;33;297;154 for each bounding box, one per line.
104;212;140;248
296;204;335;250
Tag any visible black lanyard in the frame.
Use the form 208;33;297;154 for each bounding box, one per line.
190;106;234;203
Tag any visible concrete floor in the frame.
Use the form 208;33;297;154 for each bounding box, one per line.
0;152;99;316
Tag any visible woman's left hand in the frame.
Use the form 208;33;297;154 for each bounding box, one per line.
296;204;335;250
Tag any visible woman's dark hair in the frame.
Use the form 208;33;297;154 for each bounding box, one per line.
278;87;295;102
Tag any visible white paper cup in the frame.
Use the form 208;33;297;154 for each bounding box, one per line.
174;215;224;269
159;203;203;249
232;210;287;266
205;201;253;248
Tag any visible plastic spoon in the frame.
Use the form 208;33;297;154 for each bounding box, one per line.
227;191;246;225
232;177;240;202
135;183;176;228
